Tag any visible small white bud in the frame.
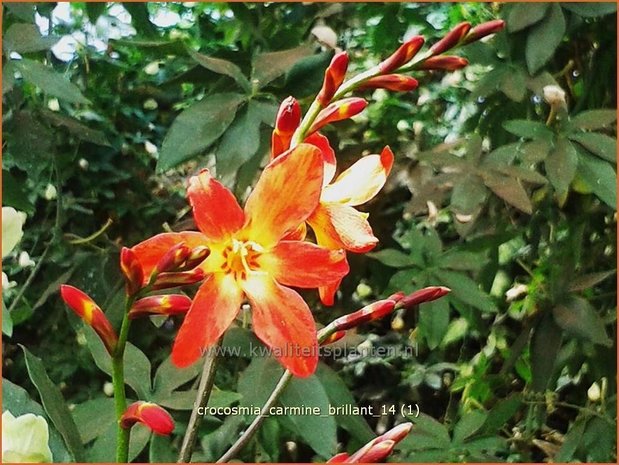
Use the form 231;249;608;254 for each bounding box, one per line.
587;382;601;402
143;61;160;75
103;382;114;397
47;98;60;112
355;283;372;299
44;184;57;201
543;85;567;109
78;158;89;170
18;251;35;268
144;141;158;156
143;98;158;110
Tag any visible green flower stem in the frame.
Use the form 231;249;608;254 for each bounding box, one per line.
112;295;135;463
216;324;337;463
178;338;223;463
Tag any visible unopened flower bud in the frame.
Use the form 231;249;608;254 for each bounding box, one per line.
355;440;396;463
271;97;302;159
60;285;118;354
388;291;406;303
44;184;57;201
18;251;35;268
152;268;205;290
181;246;211;270
359;75;419;92
317;51;349;105
103;382;114;396
463;20;505;44
320;330;347;346
120;401;174;435
379;36;425;73
418;56;468;71
543;85;567;110
308;98;367;135
430;22;471;55
380;422;413;442
397;286;451;310
152;242;191;277
120;247;144;296
333;299;396;331
129;294;192;319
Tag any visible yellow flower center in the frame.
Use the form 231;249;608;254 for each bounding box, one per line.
221;239;264;280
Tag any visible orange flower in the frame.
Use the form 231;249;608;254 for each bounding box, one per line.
120;401;174;435
307;143;394;304
131;144;349;377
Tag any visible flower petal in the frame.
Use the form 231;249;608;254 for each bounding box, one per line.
260;241;349;289
319;279;342;306
242;275;318;377
131;232;207;281
172;273;243;367
308;203;378;253
187;169;245;241
243;143;323;246
321;146;394;206
305;132;337;185
120;401;175;436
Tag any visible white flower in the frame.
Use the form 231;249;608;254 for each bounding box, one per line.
2;207;26;258
505;283;528;302
103;382;114;397
2;272;17;291
144;141;158;156
44;184;57;201
143;61;160;75
143;98;158;110
18;251;35;268
78;158;89;170
543;85;567;109
47;99;60;112
2;411;53;463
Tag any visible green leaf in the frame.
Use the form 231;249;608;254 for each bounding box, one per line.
122;2;157;37
4;23;58;53
149;434;176;463
368;248;412;268
188;48;251;92
315;363;374;443
83;329;151;399
3;300;13;337
553;296;612;346
2;170;33;214
238;356;283;408
520;138;552;163
21;346;85;461
284;50;335;98
2;378;71;462
506;3;550;32
152;354;202;397
500;66;527;102
419;298;450;350
85;2;107;23
252;44;315;88
434;270;497;313
438;250;486;271
13;59;89;104
40;110;110;146
577;151;617;209
452;410;487;444
402;413;451;450
280;375;338;458
216;101;263;179
483;173;533;214
503;120;553;140
482;394;522;434
569;132;617;163
531;312;563;392
88;422;151;462
451;176;488;215
526;4;566;74
157;93;246;172
545;137;578;197
570;109;617;130
555;416;587;461
568;270;616;292
71;397;116;443
561;2;617;17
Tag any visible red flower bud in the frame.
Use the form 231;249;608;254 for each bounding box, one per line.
120;401;174;435
418;56;468;71
181;246;211;270
353;440;396;463
318;51;349;105
60;285;118;354
333;299;396;331
359;75;419;92
379;36;425;73
152;268;206;290
430;22;471;55
128;294;192;319
327;452;350;463
120;247;144;296
152;242;191;277
397;286;450;309
388;291;406;303
463;19;505;44
379;422;413;442
271;96;302;159
308;98;367;135
320;330;347;346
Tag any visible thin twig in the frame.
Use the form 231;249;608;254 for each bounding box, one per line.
7;241;52;313
178;338;223;463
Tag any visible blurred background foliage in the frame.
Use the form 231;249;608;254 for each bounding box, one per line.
2;2;616;463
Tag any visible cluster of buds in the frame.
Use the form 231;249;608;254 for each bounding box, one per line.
323;286;450;340
120;401;175;436
328;422;413;463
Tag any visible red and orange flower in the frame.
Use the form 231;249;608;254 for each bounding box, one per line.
131;144;349;377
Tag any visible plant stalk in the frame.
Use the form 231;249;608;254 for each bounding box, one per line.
178;338;223;463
